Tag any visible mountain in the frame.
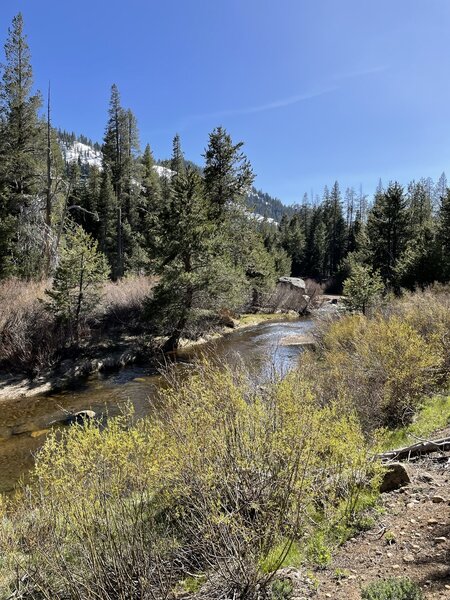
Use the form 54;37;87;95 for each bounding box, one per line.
58;130;103;169
246;188;295;222
58;134;293;222
60;140;103;169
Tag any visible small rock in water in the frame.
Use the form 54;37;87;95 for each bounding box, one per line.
67;410;96;425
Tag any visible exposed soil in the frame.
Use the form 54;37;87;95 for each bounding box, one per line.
312;427;450;599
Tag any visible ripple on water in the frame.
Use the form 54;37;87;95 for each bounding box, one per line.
0;318;313;492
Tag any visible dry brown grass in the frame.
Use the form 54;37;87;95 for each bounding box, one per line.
0;278;60;375
96;275;157;322
0;276;157;376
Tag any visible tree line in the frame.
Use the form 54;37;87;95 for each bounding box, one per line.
277;174;450;292
1;13;450;349
0;14;289;348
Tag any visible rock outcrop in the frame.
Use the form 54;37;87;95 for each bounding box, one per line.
264;277;309;314
380;462;411;493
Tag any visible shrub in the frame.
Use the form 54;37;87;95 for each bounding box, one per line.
0;362;374;599
271;579;293;600
0;278;64;375
361;577;423;600
97;275;156;325
387;287;450;382
306;313;442;429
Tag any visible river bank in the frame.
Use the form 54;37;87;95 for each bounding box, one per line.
0;316;314;492
0;311;304;403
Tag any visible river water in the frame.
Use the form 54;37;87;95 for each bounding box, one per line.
0;318;313;493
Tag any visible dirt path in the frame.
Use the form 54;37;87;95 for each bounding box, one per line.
313;431;450;599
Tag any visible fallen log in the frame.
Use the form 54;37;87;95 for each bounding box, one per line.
378;436;450;461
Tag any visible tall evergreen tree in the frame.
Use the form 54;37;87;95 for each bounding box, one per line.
97;168;117;260
203;126;253;220
147;129;267;350
0;13;44;277
322;181;346;276
366;182;408;289
0;13;42;205
437;188;450;281
102;85;142;277
170;133;185;176
394;180;436;288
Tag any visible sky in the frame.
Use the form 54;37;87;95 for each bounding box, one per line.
1;0;450;205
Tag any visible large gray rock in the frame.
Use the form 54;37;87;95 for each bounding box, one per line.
277;276;307;291
262;276;309;313
380;462;411;493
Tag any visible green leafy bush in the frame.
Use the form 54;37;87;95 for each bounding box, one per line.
362;577;423;600
0;362;374;600
271;579;293;600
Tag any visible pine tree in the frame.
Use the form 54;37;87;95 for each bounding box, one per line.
203;126;254;220
279;212;305;276
97;168;117;261
0;13;44;277
46;222;109;339
102;85;142;277
121;108;140;229
322;181;346;276
170;133;185;176
437;188;450;281
366;182;408;289
141;144;161;212
140;144;161;253
102;84;124;277
0;13;42;205
148;129;265;350
343;263;384;315
305;206;327;276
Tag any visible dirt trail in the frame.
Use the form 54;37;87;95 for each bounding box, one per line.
313;428;450;599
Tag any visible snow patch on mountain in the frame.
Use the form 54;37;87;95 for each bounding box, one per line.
60;141;103;169
153;165;175;178
59;139;282;226
60;140;176;181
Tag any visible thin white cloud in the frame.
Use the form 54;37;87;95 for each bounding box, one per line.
184;86;337;124
333;64;389;81
181;65;388;126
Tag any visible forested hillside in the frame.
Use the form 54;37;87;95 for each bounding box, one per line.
2;9;450;600
1;11;450;359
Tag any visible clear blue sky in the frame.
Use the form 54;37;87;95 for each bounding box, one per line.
1;0;449;204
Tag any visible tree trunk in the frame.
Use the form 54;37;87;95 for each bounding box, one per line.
44;83;52;276
163;285;193;352
378;436;450;461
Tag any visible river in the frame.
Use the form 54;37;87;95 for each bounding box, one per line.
0;318;313;493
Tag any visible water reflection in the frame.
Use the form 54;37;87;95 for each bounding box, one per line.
0;318;313;492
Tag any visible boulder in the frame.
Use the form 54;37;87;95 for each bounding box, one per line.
265;277;309;313
380;462;411;493
66;410;96;425
277;276;307;292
